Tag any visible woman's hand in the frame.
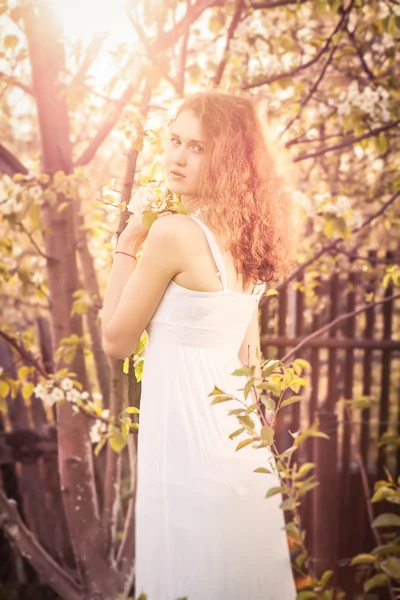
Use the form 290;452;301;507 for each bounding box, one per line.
117;210;174;254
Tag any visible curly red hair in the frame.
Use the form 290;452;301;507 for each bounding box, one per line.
174;90;295;290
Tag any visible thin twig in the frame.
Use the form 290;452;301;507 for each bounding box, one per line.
241;5;350;90
281;293;400;363
213;0;246;86
270;189;400;293
293;119;400;162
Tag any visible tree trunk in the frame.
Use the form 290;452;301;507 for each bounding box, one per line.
23;4;119;597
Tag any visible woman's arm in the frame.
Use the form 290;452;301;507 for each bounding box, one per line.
101;236;141;330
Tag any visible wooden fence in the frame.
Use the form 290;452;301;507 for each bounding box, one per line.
259;250;400;597
0;250;399;598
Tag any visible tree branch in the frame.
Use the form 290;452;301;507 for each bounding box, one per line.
250;0;309;7
0;329;48;378
0;71;34;96
116;434;137;595
268;189;400;294
0;490;82;600
241;6;351;90
74;84;135;167
127;11;180;93
213;0;246;86
0;144;29;177
69;32;108;88
345;25;375;81
281;292;400;363
293;118;400;162
154;0;225;51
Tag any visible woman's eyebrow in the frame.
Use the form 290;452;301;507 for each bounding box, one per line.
170;131;205;144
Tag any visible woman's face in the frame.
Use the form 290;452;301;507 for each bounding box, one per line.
164;109;207;203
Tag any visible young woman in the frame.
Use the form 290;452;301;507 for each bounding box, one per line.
102;91;296;599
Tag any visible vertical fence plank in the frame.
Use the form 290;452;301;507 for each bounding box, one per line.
327;272;339;412
358;250;376;548
312;410;339;583
377;252;394;478
276;284;289;450
340;262;356;557
293;274;304;434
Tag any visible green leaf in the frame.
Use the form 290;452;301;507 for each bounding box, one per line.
260;425;274;445
0;396;7;413
373;543;400;556
364;573;389;592
238;415;255;430
253;467;272;474
125;406;140;414
235;438;254;452
22;382;35;402
231;366;252;377
297;462;315;478
381;556;400;579
0;380;10;398
210;395;232;405
280;497;295;511
372;486;396;503
4;34;18;49
142;210;158;229
293;358;310;371
208;385;226;396
260;395;275;411
265;485;287;498
297;480;319;497
375;132;388;155
123;358;130;374
372;513;400;528
243;377;255;400
266;289;278;296
296;591;318;599
94;437;107;456
281;395;302;408
109;431;127;453
319;570;333;589
262;360;281;376
349;553;376;566
229;427;245;440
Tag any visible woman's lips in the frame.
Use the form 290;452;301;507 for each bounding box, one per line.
170;171;186;179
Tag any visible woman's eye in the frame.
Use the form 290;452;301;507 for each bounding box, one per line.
171;138;181;146
193;145;204;153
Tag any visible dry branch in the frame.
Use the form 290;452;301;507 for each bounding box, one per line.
241;4;353;90
0;489;81;600
281;293;400;363
269;189;400;294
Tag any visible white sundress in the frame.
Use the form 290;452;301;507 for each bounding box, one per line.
134;215;297;600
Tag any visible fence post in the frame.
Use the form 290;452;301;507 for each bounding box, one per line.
312;410;339;583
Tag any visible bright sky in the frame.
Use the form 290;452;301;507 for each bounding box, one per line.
51;0;132;42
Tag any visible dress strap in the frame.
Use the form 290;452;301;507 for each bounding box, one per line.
188;215;227;290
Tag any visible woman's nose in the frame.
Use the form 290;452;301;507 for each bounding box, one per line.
174;145;187;166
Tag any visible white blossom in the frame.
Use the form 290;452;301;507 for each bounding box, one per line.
127;186;153;215
31;272;44;285
66;388;81;403
49;387;65;404
60;377;74;391
2;256;17;270
34;383;48;400
89;409;110;444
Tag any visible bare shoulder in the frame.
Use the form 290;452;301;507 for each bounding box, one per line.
149;213;197;244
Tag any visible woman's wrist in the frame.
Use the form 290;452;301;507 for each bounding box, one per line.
116;235;139;256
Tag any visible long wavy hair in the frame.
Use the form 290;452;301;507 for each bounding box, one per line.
173;90;295;290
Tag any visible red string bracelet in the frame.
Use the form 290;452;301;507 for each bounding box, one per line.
115;251;137;260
